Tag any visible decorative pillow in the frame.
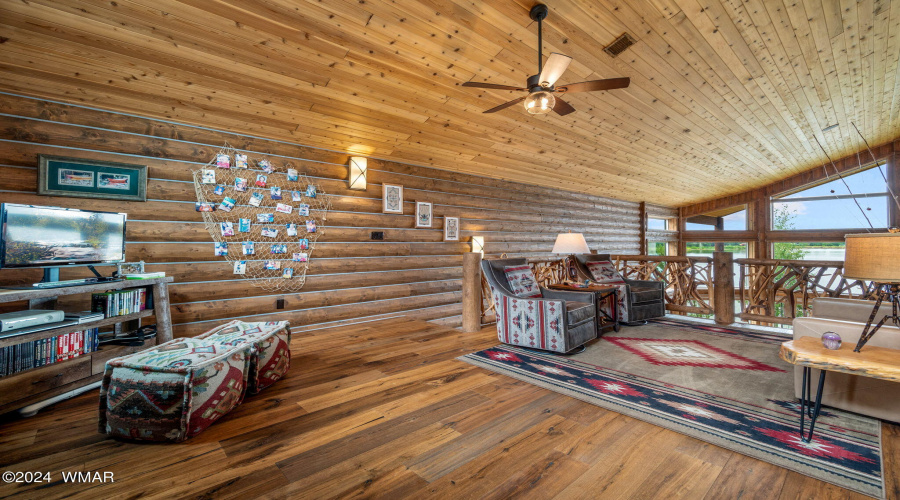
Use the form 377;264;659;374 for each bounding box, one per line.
586;260;625;284
503;265;542;298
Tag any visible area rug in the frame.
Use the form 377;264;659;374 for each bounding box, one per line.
459;318;884;498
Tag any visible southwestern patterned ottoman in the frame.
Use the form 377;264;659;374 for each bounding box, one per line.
99;321;291;442
196;320;291;394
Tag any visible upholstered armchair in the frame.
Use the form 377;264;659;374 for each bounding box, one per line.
573;254;666;324
481;258;597;353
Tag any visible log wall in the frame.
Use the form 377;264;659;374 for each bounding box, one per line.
0;93;645;337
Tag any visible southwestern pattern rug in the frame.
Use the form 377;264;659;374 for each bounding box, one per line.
459;318;884;498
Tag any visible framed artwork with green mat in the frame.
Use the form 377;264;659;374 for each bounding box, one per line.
38;154;147;202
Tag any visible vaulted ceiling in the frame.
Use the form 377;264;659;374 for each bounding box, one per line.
0;0;898;205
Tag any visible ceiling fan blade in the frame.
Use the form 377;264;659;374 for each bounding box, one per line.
552;97;576;116
482;96;526;113
538;53;572;87
462;82;527;91
557;77;631;93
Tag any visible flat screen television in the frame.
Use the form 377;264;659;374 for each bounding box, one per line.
0;204;127;270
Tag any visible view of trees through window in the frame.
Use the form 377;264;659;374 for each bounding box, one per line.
771;163;890;230
648;241;668;256
771;205;845;261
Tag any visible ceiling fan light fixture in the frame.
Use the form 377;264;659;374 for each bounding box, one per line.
524;91;555;115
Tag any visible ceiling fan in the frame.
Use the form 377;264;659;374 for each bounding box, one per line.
461;4;630;116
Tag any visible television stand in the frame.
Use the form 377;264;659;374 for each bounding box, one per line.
0;277;173;415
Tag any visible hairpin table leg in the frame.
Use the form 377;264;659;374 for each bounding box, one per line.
798;367;827;442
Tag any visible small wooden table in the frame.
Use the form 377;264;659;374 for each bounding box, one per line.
779;337;900;442
547;283;620;333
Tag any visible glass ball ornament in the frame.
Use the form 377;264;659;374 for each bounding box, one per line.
821;331;842;350
524;91;555;115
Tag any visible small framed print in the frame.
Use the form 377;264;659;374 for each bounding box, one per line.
383;184;403;214
234;261;247;275
39;155;148;202
116;261;145;275
444;216;459;241
415;201;432;228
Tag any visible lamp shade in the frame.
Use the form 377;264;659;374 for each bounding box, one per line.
471;236;485;255
844;233;900;283
348;156;367;190
552;233;590;254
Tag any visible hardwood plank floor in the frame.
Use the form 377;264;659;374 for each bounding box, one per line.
0;319;896;499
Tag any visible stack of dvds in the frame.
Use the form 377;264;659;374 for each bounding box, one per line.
91;288;151;318
0;328;100;376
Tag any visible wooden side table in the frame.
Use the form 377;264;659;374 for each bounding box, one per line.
779;336;900;442
547;283;621;333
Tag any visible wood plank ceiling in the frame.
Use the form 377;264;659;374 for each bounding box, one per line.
0;0;898;206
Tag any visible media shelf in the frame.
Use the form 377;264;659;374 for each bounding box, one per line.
0;277;173;414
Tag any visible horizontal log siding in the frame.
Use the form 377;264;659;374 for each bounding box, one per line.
0;93;646;336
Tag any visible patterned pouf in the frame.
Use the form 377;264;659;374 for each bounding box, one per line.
99;321;291;442
197;320;292;394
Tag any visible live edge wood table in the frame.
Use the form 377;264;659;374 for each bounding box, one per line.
779;336;900;442
0;277;173;414
547;283;620;333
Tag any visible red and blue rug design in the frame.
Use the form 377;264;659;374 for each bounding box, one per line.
460;323;884;498
602;336;786;371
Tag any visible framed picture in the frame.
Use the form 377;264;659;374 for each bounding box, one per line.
444;216;460;241
382;184;404;214
416;201;432;228
116;261;145;275
38;155;147;201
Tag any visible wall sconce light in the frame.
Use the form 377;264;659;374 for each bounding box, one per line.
348;156;367;190
471;236;485;255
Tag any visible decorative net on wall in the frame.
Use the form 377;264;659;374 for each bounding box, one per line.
192;145;332;292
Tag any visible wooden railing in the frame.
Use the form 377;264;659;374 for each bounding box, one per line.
735;258;873;325
612;255;715;316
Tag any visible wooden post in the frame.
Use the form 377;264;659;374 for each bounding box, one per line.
638;201;647;255
713;251;735;325
462;252;483;333
888;152;900;229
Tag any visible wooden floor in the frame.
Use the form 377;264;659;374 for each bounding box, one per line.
0;319;898;500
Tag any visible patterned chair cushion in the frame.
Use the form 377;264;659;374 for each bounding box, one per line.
503;265;542;298
585;260;625;284
197;320;291;394
99;320;291;442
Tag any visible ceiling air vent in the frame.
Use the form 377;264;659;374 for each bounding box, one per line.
604;33;636;57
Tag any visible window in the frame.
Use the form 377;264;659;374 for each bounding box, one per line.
647;241;668;256
771;164;889;230
647;217;671;231
685;205;747;231
686;242;749;258
771;242;845;261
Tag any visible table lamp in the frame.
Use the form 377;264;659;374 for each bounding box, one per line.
843;233;900;352
552;232;590;283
